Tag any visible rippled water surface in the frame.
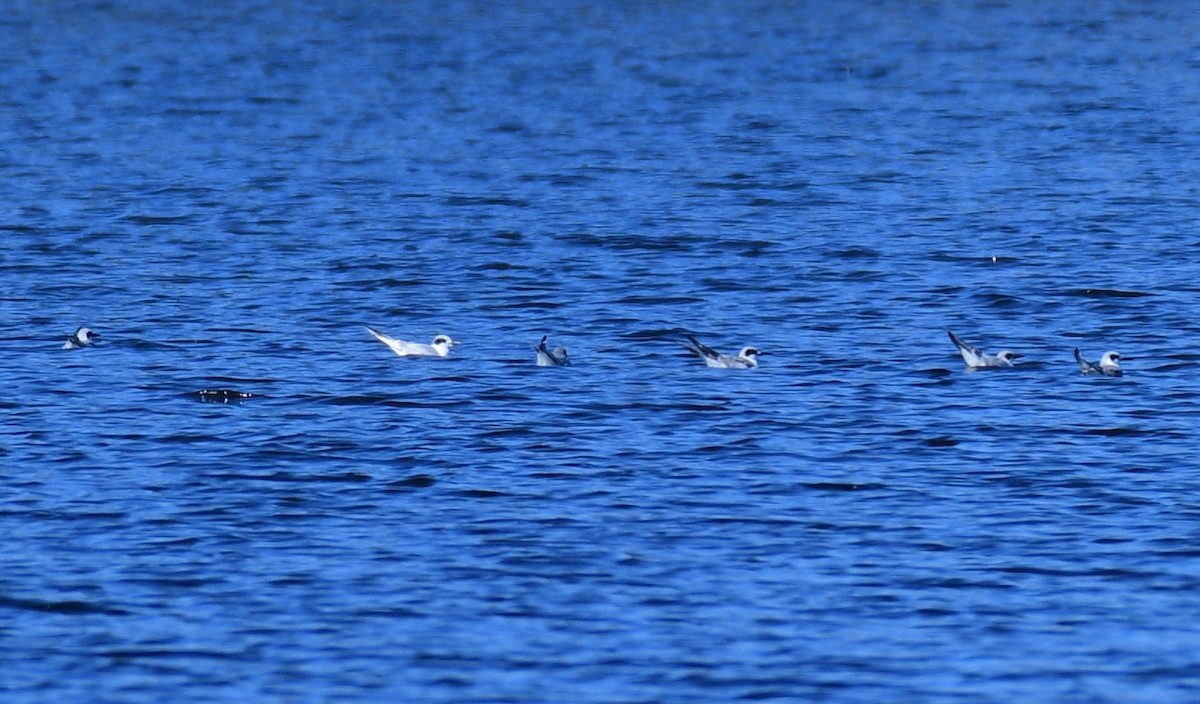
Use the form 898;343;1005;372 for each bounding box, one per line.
4;1;1200;702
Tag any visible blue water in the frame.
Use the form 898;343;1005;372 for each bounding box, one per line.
4;1;1200;701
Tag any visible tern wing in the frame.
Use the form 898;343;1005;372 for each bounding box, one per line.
718;354;753;369
536;336;568;366
685;335;721;362
366;326;421;356
535;347;557;366
538;351;569;366
947;330;985;366
1074;348;1100;374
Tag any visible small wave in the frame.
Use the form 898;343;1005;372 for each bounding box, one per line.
1080;427;1153;437
122;214;196;225
455;489;506;499
0;594;129;615
617;295;706;305
826;246;881;259
323;395;469;408
206;471;372;483
385;474;436;490
802;482;887;492
102;648;245;660
1071;288;1153;298
443;194;530;208
981;292;1024;306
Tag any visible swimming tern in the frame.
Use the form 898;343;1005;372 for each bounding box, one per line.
683;335;765;369
535;335;570;367
947;330;1021;369
365;326;459;357
1075;348;1126;376
63;326;100;349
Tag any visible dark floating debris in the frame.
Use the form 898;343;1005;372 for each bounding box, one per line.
191;389;257;403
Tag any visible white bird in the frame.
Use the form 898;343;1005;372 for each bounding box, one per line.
683;335;765;369
63;326;100;349
535;335;570;367
947;330;1021;369
1075;348;1125;377
365;326;458;357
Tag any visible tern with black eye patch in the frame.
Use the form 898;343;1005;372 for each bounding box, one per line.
63;327;100;350
947;330;1021;369
682;335;765;369
1075;348;1126;377
365;326;459;357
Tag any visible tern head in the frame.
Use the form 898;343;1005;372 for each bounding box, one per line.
68;327;100;347
430;335;459;356
997;350;1022;363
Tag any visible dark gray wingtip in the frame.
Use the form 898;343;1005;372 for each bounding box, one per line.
1074;347;1095;373
684;335;717;359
